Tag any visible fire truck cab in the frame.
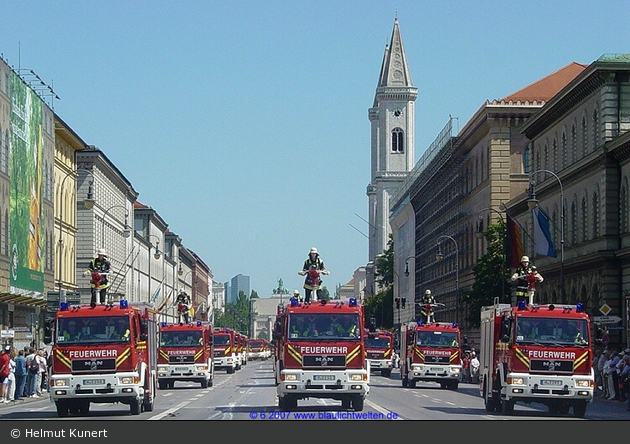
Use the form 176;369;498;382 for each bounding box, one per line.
273;297;370;411
213;328;238;373
364;328;395;377
400;320;462;390
479;299;594;417
157;321;214;389
45;299;158;417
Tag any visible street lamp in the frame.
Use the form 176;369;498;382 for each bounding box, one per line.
527;169;564;302
100;205;131;248
146;234;161;302
476;208;506;302
57;168;95;296
436;235;459;324
404;255;415;277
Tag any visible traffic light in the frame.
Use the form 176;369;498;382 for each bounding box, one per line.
395;298;400;309
401;298;406;309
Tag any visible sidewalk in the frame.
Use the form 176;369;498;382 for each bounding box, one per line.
0;391;50;408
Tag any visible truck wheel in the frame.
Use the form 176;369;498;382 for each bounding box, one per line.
56;400;69;418
447;381;459;390
409;379;416;388
382;369;392;377
130;399;141;415
158;380;167;390
501;399;515;415
69;402;80;415
573;401;587;418
352;396;365;411
208;377;214;387
402;375;408;388
78;401;90;415
341;399;351;409
227;366;235;374
201;378;209;388
168;381;175;389
483;383;495;412
143;389;155;412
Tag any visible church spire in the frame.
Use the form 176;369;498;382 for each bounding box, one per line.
377;18;413;88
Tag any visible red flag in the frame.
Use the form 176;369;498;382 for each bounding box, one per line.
506;214;524;268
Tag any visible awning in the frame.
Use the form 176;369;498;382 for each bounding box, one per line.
0;291;47;307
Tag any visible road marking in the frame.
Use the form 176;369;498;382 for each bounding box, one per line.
148;401;190;420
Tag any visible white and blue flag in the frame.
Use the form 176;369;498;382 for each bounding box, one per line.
533;207;557;258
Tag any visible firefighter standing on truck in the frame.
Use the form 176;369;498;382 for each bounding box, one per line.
87;249;111;307
511;256;543;301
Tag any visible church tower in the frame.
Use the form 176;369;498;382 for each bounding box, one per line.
367;18;417;260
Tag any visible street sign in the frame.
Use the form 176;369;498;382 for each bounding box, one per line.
599;304;612;315
592;315;622;324
1;329;15;338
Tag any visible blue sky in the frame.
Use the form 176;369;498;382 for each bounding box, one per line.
3;1;629;297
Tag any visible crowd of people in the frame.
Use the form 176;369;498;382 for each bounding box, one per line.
594;347;630;410
0;346;50;403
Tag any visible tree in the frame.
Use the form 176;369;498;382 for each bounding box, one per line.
461;223;509;328
364;235;394;329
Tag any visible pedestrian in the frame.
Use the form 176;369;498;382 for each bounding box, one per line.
593;349;603;396
87;248;111;307
24;347;39;398
470;351;480;384
618;351;630;403
39;349;48;393
605;350;620;400
35;349;46;396
0;345;11;403
462;351;471;383
298;247;329;303
13;349;27;401
6;347;16;402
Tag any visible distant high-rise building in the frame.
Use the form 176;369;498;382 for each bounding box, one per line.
228;274;250;304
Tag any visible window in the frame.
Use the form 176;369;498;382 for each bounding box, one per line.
592;191;600;238
570;200;577;245
571;123;577;164
391;128;404;152
581;195;588;242
621;180;628;234
592;109;599;150
581;115;588;157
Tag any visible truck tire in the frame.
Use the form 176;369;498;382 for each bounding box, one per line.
446;380;459;390
382;369;392;377
352;396;364;411
158;380;167;390
341;399;351;409
78;401;90;415
55;400;69;417
201;378;208;388
483;383;495;412
227;366;235;374
408;379;416;388
401;374;408;387
130;399;141;415
501;399;515;415
573;401;587;418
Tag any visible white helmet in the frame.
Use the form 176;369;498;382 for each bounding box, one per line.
293;289;300;295
425;290;431;295
310;247;318;254
521;256;529;263
97;248;107;257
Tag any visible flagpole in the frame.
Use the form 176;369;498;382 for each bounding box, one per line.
527;169;564;302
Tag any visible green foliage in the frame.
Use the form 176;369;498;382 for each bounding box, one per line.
364;234;394;329
461;223;510;328
214;290;252;335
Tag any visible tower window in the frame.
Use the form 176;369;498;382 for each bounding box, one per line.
392;128;404;152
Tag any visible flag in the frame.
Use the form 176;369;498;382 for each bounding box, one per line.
157;290;173;313
505;214;524;268
150;282;162;304
533;207;557;258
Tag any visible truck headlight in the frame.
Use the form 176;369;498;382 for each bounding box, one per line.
157;366;167;372
349;374;365;381
196;365;208;371
53;379;69;387
507;377;525;385
575;379;591;388
283;374;298;381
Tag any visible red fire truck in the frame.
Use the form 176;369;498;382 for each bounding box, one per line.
44;299;158;417
400;320;462;390
213;327;238;373
363;329;395;377
157;321;214;389
247;338;271;361
235;332;248;368
479;299;594;417
273;297;370;411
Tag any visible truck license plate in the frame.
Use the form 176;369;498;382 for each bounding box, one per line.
430;368;443;373
175;367;188;372
83;379;105;385
313;375;336;381
540;379;562;385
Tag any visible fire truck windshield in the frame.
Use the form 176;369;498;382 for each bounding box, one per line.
57;316;130;344
160;330;203;346
416;331;459;347
213;335;231;346
365;337;391;348
288;314;360;340
515;317;589;345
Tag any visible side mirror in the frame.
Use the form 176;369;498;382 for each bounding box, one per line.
140;318;148;335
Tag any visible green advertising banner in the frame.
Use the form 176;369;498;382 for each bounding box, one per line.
9;71;45;295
